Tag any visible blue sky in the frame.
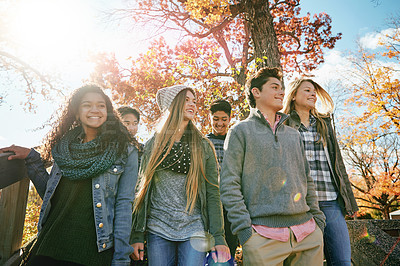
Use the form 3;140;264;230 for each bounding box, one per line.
301;0;399;51
0;0;399;148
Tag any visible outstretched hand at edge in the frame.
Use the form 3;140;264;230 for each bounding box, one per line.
0;145;31;160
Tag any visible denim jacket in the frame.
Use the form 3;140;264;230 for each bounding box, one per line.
25;145;138;266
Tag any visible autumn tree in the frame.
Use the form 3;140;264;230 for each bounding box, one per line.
22;186;42;245
0;49;59;110
345;47;400;134
91;0;341;133
341;124;400;219
111;0;341;85
340;16;400;219
90;38;244;133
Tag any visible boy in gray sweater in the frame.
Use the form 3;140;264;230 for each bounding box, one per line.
220;67;325;265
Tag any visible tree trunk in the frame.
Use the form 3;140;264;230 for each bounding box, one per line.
243;0;282;70
383;206;390;220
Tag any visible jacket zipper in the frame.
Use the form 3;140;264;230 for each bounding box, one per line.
273;115;289;142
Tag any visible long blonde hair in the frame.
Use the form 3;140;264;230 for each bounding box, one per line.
282;78;334;143
134;88;217;213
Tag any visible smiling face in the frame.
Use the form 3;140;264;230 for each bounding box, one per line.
210;111;231;136
183;90;197;121
122;113;139;136
293;81;317;112
77;92;107;134
252;77;284;113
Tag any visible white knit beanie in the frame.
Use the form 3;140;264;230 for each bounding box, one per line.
156;85;191;112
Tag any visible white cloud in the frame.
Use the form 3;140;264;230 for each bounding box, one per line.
285;50;352;86
311;50;353;84
310;38;400;86
359;28;399;50
360;32;382;49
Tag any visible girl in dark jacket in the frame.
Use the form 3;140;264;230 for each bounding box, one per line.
283;78;358;266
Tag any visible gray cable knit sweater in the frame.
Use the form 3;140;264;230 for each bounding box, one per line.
220;108;326;245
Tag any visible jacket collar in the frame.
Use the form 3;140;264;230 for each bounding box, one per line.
286;110;302;129
249;108;289;129
288;110;333;127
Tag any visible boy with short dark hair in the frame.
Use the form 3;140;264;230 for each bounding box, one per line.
118;106;140;137
118;106;144;164
220;67;325;265
206;99;238;263
207;99;232;167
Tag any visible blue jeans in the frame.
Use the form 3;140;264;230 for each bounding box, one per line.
319;200;352;266
147;232;206;266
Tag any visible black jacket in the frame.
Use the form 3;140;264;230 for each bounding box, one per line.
287;110;359;215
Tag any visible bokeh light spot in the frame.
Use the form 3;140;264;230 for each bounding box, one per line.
294;193;302;202
190;232;213;252
362;230;376;243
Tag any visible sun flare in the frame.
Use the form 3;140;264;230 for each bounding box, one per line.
8;0;95;70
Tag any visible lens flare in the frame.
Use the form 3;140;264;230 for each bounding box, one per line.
190;232;212;252
294;193;302;202
264;167;287;192
362;230;376;243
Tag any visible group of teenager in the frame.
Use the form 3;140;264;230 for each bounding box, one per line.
0;66;358;266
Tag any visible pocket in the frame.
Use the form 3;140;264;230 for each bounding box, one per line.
108;164;125;175
315;225;323;236
105;164;125;192
242;228;256;247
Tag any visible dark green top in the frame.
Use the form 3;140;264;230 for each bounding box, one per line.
31;176;113;265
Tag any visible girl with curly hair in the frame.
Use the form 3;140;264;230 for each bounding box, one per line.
1;84;139;266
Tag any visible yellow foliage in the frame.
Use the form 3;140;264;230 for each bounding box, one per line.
184;0;230;24
345;46;400;135
22;185;42;245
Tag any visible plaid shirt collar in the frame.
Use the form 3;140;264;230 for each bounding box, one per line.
300;114;317;131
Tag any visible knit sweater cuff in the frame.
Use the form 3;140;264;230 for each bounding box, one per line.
315;217;326;233
129;231;144;245
237;227;253;246
214;235;228;247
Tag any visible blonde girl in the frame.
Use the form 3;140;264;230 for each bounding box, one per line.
130;85;229;265
283;78;358;266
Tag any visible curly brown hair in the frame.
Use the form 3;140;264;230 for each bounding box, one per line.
42;84;140;162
